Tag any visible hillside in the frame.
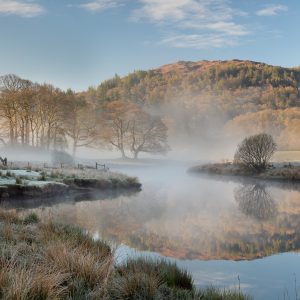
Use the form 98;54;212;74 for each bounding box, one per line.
91;59;300;106
85;60;300;153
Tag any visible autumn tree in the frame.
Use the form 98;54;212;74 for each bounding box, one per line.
234;133;277;172
101;100;169;159
0;74;32;145
0;76;66;150
129;109;169;159
64;91;98;157
101;100;133;159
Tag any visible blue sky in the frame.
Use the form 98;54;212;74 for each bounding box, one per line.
0;0;299;91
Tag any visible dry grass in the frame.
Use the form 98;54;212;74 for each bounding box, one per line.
44;242;113;290
0;209;20;224
0;209;113;299
0;208;251;300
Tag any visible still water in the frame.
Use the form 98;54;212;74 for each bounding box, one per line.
4;162;300;299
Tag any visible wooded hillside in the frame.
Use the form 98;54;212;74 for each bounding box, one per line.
86;60;300;151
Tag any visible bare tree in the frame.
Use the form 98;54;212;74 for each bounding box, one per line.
234;133;277;172
101;100;133;159
130;110;169;159
0;75;32;145
101;100;170;159
64;92;98;157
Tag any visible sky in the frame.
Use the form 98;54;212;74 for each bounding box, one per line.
0;0;299;91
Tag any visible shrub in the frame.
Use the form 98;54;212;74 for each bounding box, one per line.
15;177;23;185
23;213;40;225
38;172;47;181
234;133;276;172
51;150;74;166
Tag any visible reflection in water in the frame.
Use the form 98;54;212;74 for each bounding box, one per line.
10;169;300;263
234;184;277;220
0;189;141;210
3;164;300;300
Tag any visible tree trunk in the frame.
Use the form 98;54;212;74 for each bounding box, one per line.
72;142;77;158
121;148;127;160
133;151;139;160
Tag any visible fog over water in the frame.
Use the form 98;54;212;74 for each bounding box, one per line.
3;160;300;300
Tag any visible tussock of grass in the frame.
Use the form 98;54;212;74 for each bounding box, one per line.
0;209;20;224
44;242;113;289
198;286;252;300
108;271;162;300
118;258;194;290
0;209;251;300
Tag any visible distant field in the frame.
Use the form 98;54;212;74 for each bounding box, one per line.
273;151;300;162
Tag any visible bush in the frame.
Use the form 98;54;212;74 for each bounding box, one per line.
15;177;23;185
38;172;47;181
23;213;40;224
51;150;74;166
234;133;276;172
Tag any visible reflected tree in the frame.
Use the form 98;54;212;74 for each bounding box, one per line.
234;183;277;220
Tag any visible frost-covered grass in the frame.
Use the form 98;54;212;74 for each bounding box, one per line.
2;169;40;179
0;164;141;196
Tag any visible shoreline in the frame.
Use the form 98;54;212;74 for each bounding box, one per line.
0;167;141;200
188;162;300;184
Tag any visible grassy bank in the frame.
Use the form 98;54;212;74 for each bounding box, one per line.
189;162;300;182
0;209;251;299
0;167;141;199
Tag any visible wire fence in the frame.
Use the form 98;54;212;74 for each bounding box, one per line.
1;160;110;172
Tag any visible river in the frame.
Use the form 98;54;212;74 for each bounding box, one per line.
3;161;300;300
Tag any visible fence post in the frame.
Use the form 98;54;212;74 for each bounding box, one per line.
61;163;63;169
96;162;98;170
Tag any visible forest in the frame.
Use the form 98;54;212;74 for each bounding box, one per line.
1;60;300;159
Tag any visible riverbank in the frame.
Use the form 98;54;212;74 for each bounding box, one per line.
189;162;300;182
0;209;250;299
0;167;141;199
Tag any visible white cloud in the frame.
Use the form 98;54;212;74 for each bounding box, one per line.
256;4;288;16
161;33;238;49
80;0;122;12
0;0;45;17
132;0;249;49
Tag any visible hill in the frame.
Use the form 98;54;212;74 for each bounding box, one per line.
85;60;300;154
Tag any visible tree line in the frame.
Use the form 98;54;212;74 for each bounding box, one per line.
0;74;169;159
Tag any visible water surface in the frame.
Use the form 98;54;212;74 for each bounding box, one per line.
4;162;300;300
